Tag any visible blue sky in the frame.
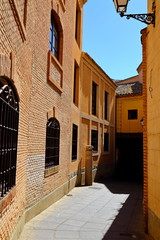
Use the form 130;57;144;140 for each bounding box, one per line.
82;0;147;80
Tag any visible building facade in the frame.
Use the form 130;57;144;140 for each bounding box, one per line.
80;53;116;183
0;0;87;239
115;70;143;180
141;0;160;238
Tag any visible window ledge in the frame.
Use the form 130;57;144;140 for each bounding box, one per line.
91;114;98;118
104;119;109;122
47;50;63;94
44;165;59;178
92;152;99;157
72;159;77;162
0;187;16;213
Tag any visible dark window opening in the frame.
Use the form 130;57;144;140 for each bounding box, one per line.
73;61;79;105
75;9;78;40
49;13;59;60
75;3;81;46
104;91;108;120
91;130;98;152
45;118;60;168
92;82;97;115
0;77;19;198
72;124;78;161
128;109;138;120
104;133;109;152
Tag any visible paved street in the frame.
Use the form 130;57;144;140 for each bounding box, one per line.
19;179;153;240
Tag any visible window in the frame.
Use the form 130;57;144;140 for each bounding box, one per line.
0;77;19;198
45;118;60;168
104;91;108;120
104;133;109;152
91;130;98;152
72;124;78;161
128;109;138;120
49;13;60;60
24;0;28;27
75;2;81;46
92;82;97;115
73;61;79;105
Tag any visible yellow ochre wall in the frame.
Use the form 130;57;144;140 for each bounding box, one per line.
80;52;117;180
142;0;160;239
70;0;85;177
116;95;143;133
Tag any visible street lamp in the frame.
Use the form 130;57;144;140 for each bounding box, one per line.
113;0;129;13
112;0;155;25
140;118;144;127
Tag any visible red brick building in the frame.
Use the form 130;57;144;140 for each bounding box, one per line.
0;1;87;239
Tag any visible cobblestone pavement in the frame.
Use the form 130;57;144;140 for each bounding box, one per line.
18;179;153;240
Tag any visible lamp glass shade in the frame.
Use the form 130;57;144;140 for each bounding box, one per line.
113;0;129;13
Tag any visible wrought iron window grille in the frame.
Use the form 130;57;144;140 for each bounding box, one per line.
45;118;60;168
0;78;19;198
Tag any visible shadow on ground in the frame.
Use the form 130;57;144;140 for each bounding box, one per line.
97;178;153;240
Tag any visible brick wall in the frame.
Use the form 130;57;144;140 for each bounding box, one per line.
0;0;32;239
0;0;83;239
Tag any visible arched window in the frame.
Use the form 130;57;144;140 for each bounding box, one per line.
0;77;19;197
49;13;60;60
45;118;60;168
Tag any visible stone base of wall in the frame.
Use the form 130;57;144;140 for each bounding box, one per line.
78;164;115;186
148;208;160;240
10;176;77;240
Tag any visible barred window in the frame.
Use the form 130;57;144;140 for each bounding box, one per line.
49;13;60;60
45;118;60;168
0;77;19;198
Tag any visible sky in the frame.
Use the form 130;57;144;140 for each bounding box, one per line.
82;0;147;80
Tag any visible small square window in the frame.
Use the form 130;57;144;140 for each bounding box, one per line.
128;110;138;120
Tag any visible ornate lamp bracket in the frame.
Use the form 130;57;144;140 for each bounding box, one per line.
120;12;155;25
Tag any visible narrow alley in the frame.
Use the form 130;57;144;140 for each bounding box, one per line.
18;179;153;240
1;1;160;239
